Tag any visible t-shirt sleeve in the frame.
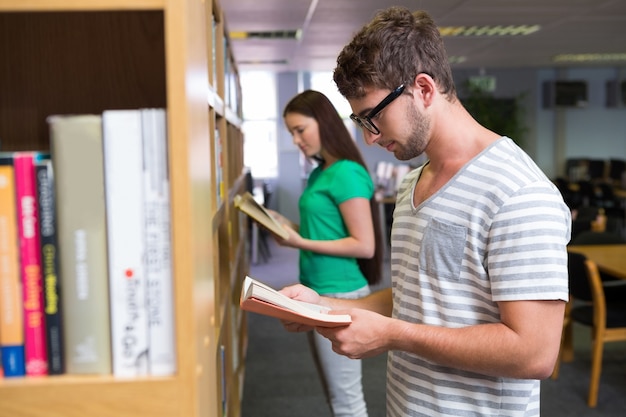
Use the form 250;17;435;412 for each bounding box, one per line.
329;161;374;204
488;181;571;302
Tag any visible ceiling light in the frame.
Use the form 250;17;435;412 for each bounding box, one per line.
553;53;626;63
439;25;540;37
448;56;467;64
229;30;301;40
237;59;289;65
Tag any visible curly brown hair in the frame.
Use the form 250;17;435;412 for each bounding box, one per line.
333;6;457;101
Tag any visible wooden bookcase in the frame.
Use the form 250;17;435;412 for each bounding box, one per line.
0;1;248;417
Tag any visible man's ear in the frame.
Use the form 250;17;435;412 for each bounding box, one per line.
413;73;436;107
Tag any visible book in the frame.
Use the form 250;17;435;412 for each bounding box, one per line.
49;114;112;375
13;152;48;377
102;110;149;377
35;158;65;375
214;126;223;205
233;192;289;240
141;108;176;376
0;155;26;377
239;276;352;327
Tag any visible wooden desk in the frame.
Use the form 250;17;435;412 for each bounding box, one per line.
567;244;626;280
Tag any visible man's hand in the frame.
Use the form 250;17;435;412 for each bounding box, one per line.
316;308;392;359
279;284;322;332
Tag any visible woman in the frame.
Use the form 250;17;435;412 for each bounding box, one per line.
271;90;383;417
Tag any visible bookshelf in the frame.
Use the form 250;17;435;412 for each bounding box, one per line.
0;1;248;417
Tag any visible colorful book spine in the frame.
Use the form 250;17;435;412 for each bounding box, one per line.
102;110;149;377
0;155;26;377
35;159;65;375
13;152;48;376
49;114;112;375
142;108;176;376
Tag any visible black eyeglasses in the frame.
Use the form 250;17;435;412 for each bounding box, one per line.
350;84;406;135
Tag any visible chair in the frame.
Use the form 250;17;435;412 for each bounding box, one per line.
553;176;578;209
575;180;596;208
608;158;625;184
587;159;607;182
552;252;626;407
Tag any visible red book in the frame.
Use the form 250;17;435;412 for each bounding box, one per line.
14;152;48;376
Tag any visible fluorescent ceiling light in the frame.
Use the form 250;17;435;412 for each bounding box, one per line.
439;25;540;37
553;53;626;63
238;59;289;65
448;56;467;64
230;30;301;40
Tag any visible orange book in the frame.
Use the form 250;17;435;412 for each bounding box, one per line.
240;276;351;328
0;156;26;377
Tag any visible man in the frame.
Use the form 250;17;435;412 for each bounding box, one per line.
280;6;571;416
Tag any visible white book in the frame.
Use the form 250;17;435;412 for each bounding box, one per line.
142;108;176;376
103;110;149;377
240;276;352;327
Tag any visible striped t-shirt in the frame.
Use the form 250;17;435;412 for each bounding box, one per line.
387;137;571;417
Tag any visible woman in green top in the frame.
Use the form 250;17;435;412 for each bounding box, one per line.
272;90;383;417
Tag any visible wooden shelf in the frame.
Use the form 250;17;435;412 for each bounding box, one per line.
0;1;247;416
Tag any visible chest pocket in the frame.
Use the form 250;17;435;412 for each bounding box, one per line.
419;218;467;281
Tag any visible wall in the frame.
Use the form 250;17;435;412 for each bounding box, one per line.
272;67;626;220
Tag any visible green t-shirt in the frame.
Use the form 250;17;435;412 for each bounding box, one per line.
298;159;374;294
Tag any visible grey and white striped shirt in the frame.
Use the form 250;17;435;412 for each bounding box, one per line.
387;137;571;417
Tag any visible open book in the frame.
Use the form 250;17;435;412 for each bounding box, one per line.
240;276;352;327
234;191;289;240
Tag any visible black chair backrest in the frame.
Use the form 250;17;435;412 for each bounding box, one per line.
570;230;626;245
568;251;593;302
588;159;606;181
609;159;625;181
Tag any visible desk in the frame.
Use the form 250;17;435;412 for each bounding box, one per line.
567;244;626;280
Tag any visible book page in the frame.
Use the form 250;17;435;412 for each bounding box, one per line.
240;276;351;327
234;192;289;240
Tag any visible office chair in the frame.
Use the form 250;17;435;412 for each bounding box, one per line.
552;252;626;407
587;159;607;182
608;158;625;184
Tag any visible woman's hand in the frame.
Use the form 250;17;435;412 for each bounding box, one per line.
266;209;304;247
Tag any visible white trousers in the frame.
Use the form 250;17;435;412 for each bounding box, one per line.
308;285;371;417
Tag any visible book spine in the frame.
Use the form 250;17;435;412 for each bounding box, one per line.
142;108;176;376
13;152;48;376
35;159;65;375
102;110;149;377
0;157;26;377
49;114;112;375
215;126;223;205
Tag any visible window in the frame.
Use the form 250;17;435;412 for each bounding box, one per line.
310;72;353;118
241;71;278;178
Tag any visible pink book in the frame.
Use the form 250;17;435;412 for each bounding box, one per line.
14;152;48;376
